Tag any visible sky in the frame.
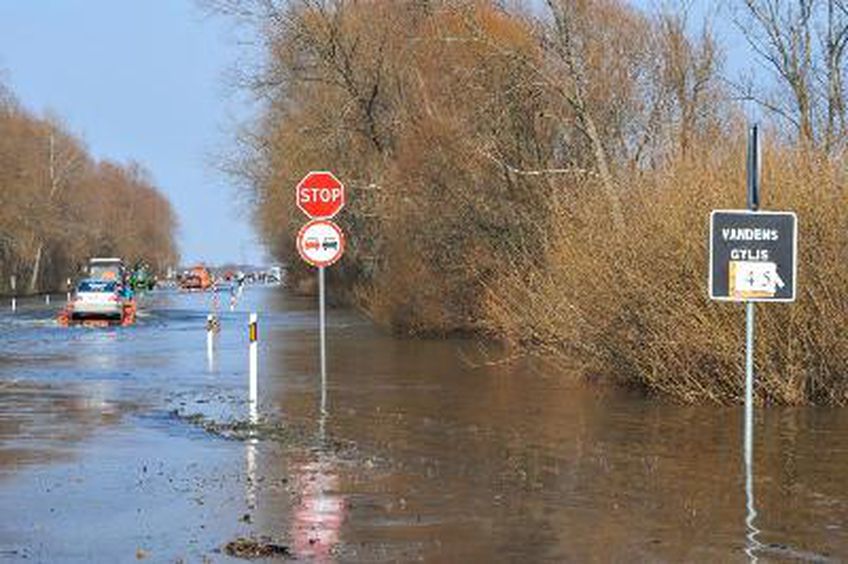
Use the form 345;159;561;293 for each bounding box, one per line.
0;1;757;269
0;0;263;266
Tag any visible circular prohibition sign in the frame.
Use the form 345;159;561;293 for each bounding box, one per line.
296;219;346;268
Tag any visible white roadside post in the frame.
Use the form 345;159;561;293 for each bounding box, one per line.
249;313;258;407
66;278;72;303
10;275;16;313
45;294;50;305
206;313;216;370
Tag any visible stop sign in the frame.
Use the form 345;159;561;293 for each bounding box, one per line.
296;171;345;219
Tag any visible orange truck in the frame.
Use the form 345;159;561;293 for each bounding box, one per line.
180;266;213;291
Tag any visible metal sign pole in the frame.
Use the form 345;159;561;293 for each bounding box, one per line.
319;266;327;417
745;124;760;432
744;123;760;555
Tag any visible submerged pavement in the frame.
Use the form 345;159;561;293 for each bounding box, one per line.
0;287;846;562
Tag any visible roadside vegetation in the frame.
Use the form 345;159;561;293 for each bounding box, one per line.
0;81;179;294
212;0;848;405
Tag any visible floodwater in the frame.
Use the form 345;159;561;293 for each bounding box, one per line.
0;287;846;562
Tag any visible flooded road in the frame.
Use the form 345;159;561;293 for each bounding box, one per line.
0;287;846;562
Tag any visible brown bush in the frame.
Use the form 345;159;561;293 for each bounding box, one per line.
214;1;848;404
486;134;848;405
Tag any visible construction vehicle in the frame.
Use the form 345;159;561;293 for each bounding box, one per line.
179;265;213;291
88;257;124;281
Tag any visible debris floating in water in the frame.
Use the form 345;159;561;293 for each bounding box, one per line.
224;537;292;559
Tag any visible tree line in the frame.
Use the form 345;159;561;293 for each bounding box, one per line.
212;0;848;405
0;81;179;294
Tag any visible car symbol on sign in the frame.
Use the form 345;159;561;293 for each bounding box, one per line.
322;239;338;250
304;237;320;251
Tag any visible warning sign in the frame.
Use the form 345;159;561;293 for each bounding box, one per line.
709;210;797;302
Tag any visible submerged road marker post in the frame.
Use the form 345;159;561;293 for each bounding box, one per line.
249;313;258;406
66;278;72;303
708;124;798;556
295;171;346;421
10;276;16;313
45;294;50;305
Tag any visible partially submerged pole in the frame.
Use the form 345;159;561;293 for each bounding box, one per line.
10;276;16;313
743;124;761;554
319;266;327;416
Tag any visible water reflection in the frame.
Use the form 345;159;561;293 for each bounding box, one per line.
290;354;345;560
245;437;258;511
0;381;128;472
290;455;345;560
744;408;761;561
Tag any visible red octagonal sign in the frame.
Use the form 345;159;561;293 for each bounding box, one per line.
296;171;345;219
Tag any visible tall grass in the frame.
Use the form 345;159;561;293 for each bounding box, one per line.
482;136;848;405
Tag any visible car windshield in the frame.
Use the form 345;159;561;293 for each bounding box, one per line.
77;281;117;293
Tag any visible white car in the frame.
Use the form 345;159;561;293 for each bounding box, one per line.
71;279;123;319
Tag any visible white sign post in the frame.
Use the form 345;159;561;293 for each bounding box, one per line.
249;313;258;407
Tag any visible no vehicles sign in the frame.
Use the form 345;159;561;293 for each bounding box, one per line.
709;210;797;302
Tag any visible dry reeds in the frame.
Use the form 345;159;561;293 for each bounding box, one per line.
485;137;848;405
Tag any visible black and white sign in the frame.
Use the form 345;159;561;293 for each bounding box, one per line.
709;210;797;302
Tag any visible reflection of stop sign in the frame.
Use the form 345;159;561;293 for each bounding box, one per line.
297;219;345;268
296;171;345;219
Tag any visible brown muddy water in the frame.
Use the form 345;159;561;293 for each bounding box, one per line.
0;287;846;562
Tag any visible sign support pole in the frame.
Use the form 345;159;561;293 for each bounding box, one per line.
744;124;760;437
319;266;327;416
744;124;760;554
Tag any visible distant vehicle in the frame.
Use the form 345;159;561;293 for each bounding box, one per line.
180;266;213;291
88;257;124;281
267;266;283;284
70;279;123;320
130;263;156;291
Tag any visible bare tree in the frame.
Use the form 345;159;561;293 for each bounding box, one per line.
28;126;84;292
657;7;722;157
735;0;848;151
544;0;624;232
